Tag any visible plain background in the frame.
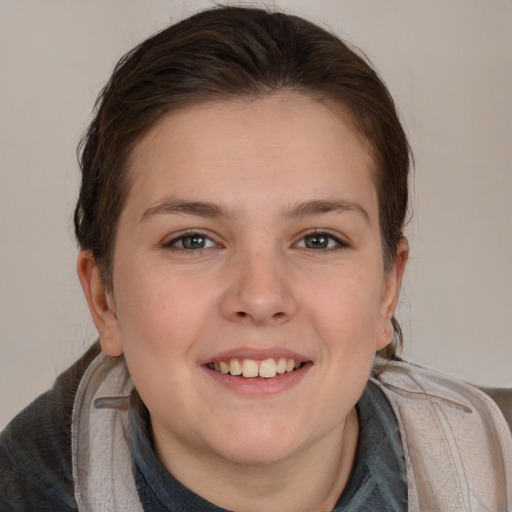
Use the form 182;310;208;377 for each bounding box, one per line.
1;0;511;430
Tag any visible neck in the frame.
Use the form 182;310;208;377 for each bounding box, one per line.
153;408;359;512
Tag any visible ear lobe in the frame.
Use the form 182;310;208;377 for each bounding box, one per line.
376;239;409;350
77;250;123;357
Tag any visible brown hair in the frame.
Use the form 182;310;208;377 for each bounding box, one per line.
74;5;410;359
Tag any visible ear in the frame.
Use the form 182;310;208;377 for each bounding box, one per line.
376;239;409;350
77;250;123;357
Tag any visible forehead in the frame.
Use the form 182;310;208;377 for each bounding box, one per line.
124;92;376;218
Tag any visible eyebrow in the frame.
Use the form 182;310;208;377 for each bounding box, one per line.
283;199;370;224
140;199;230;223
140;198;370;224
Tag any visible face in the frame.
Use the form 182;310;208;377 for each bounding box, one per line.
80;92;406;469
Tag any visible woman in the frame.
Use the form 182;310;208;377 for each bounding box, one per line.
1;6;511;511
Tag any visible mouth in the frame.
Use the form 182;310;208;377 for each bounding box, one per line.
206;357;305;379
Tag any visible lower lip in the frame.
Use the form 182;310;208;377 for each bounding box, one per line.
202;363;312;397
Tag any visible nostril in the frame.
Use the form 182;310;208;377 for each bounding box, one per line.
236;311;286;319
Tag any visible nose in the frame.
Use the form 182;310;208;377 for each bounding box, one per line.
220;249;298;326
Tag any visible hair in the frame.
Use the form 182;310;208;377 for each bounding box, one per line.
74;5;410;359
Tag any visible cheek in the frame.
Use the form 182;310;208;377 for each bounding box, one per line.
305;267;384;340
112;263;213;357
111;268;208;410
312;272;383;393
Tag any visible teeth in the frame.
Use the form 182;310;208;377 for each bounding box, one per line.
276;357;287;374
259;359;277;379
209;357;303;378
242;359;259;378
229;358;242;376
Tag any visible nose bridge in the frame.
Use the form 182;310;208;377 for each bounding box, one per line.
222;243;297;325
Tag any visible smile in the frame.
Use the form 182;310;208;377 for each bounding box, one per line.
206;358;304;378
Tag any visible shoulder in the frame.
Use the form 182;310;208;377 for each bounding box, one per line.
0;342;101;511
374;359;512;432
372;360;512;510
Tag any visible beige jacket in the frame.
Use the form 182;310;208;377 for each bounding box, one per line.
72;354;512;511
373;361;512;511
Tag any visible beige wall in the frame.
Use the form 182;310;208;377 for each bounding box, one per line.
1;0;511;429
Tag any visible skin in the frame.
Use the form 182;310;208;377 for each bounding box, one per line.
78;92;408;512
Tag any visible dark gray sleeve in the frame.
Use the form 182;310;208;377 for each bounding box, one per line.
0;342;101;511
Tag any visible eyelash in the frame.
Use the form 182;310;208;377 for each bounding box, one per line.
162;230;348;252
163;231;218;251
295;230;348;251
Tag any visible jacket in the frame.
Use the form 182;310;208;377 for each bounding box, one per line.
1;344;511;511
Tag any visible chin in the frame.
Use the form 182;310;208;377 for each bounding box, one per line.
217;443;302;467
206;417;312;466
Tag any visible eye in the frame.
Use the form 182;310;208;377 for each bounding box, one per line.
296;232;346;250
164;232;217;250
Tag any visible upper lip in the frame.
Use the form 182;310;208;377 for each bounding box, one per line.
200;347;310;365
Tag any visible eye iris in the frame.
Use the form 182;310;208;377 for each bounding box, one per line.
305;234;329;249
182;235;206;249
